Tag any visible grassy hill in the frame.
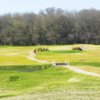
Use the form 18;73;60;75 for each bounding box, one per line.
0;44;100;100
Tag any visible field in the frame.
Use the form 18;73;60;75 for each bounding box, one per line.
0;44;100;100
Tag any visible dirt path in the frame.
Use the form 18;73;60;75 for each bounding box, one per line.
27;50;100;77
27;51;47;63
64;65;100;77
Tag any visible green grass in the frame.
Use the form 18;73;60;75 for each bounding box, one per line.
71;62;100;67
0;66;100;99
36;45;100;67
0;44;100;99
41;50;83;54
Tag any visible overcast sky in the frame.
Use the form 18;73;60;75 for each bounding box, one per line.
0;0;100;15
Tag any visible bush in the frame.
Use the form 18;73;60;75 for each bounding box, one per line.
9;76;19;81
34;48;49;53
72;47;83;51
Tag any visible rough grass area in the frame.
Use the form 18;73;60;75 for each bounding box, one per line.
0;64;51;72
0;65;52;97
0;67;100;100
1;90;100;100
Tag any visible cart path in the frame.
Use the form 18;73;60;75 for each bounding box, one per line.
64;65;100;77
27;50;47;63
27;50;100;77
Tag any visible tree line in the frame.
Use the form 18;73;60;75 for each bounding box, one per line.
0;8;100;45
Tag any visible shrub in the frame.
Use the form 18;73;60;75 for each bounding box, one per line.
9;76;19;81
72;47;83;51
34;48;49;53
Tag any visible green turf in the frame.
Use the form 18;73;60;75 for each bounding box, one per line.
0;66;100;99
41;50;83;54
0;44;100;99
71;62;100;67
